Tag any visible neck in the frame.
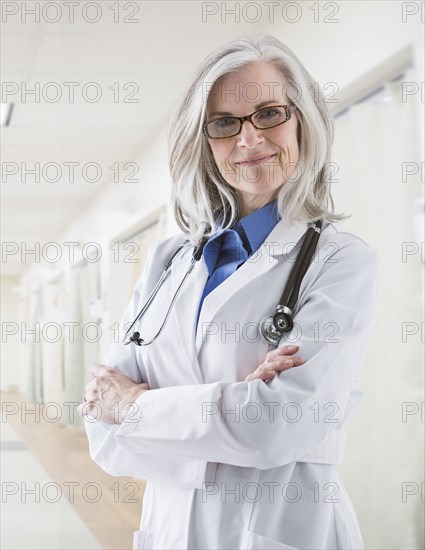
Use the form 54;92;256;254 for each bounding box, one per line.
237;195;276;219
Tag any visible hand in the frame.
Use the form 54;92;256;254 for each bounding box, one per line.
77;364;150;424
245;345;305;382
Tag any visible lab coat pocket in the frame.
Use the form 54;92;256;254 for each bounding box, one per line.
242;529;298;550
133;529;147;550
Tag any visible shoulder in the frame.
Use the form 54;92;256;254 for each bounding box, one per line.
320;220;379;265
297;220;380;312
143;231;191;277
311;220;380;291
131;231;191;299
150;231;190;258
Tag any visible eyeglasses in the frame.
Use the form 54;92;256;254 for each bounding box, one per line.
203;104;298;139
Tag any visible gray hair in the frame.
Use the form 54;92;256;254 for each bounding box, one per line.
167;33;348;245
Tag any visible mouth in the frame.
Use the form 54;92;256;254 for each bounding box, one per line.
236;154;277;167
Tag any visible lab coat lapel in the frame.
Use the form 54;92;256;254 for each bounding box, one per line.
194;216;309;353
172;217;310;381
172;246;209;383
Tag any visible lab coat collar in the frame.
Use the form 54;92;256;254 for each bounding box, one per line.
262;215;310;258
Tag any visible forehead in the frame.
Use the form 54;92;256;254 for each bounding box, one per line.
206;61;288;115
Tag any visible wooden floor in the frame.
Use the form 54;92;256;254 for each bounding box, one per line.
2;392;146;550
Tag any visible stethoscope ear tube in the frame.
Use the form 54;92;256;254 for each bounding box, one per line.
193;233;210;262
123;232;211;346
123;241;189;346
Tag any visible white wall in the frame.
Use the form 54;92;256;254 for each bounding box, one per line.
1;277;21;391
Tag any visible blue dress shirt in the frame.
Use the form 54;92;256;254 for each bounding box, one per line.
196;199;281;330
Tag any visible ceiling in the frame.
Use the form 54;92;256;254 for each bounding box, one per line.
1;1;270;276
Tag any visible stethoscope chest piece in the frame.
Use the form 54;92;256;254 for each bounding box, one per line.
260;306;294;345
260;315;282;345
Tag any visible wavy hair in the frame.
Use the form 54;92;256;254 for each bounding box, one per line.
167;33;348;245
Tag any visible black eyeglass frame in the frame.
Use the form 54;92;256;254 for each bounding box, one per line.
203;104;298;139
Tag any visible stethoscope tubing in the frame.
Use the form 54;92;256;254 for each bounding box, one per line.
279;219;323;312
123;243;187;345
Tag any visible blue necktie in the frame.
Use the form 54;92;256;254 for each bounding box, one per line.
196;222;250;330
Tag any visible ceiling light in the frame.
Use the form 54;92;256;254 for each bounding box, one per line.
1;103;14;126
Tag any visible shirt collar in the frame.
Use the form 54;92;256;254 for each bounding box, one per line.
234;199;281;254
201;200;289;274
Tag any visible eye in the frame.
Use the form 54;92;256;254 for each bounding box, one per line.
215;117;237;127
258;108;280;119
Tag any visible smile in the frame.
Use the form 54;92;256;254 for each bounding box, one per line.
237;154;276;167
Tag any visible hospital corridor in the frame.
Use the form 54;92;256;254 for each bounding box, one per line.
1;2;424;549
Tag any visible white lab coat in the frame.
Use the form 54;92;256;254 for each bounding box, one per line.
84;216;379;550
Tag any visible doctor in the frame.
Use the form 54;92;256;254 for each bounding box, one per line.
79;34;379;549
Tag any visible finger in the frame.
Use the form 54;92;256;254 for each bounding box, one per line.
77;401;96;417
85;379;98;392
89;363;111;377
246;366;276;382
267;358;295;371
85;389;100;403
246;370;276;382
246;373;266;382
276;345;299;355
257;369;276;380
270;356;305;370
83;402;100;418
266;345;298;362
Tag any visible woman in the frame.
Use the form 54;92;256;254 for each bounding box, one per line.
79;34;379;549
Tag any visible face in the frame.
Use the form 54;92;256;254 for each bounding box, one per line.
205;61;300;218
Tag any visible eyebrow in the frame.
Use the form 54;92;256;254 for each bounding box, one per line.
209;100;281;117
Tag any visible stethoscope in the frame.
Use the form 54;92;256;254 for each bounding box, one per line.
123;219;323;347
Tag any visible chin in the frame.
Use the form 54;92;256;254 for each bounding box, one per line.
236;188;279;201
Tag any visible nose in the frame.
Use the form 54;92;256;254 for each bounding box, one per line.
236;120;265;148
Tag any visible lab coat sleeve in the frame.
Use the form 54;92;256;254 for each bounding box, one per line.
83;240;214;489
114;238;380;469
